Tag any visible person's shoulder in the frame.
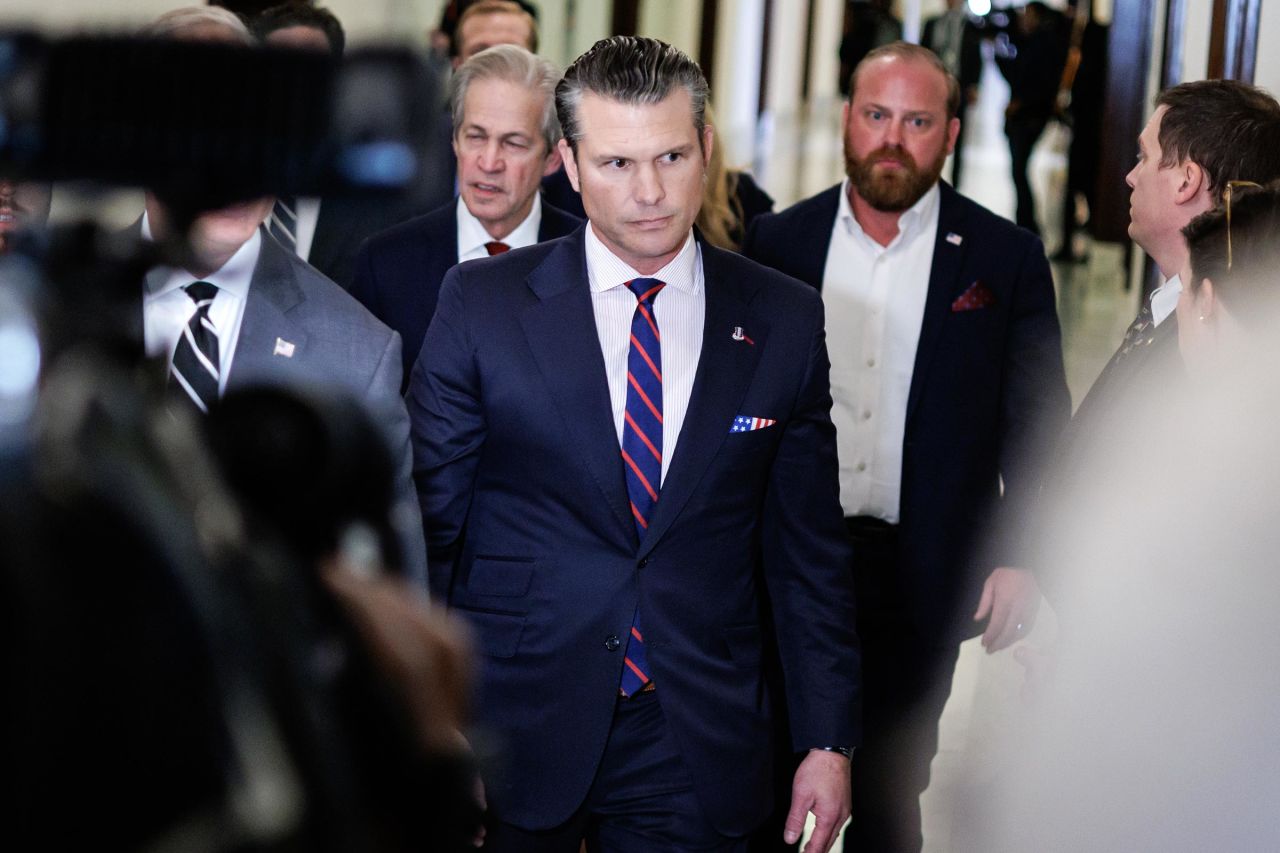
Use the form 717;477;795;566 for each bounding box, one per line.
452;229;580;288
276;241;397;337
943;184;1044;251
706;241;821;309
541;198;585;236
749;184;842;239
361;200;457;259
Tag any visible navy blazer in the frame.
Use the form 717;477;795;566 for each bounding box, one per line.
407;226;861;834
744;182;1070;645
349;197;581;385
222;229;428;584
307;195;434;291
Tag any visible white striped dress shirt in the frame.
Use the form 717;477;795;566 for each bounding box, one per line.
585;224;705;485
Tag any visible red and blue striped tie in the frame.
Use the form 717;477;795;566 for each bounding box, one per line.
619;277;664;697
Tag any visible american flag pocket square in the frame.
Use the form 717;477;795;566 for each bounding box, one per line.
730;415;777;433
951;280;995;312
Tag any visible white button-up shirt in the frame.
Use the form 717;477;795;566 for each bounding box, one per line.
585;224;705;485
456;193;543;263
823;179;940;522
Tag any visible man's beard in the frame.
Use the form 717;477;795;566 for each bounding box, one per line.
844;137;947;212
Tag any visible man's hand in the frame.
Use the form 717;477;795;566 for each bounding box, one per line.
974;566;1041;653
783;749;851;853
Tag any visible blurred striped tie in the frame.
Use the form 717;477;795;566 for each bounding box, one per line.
619;277;664;697
169;281;220;413
268;195;298;253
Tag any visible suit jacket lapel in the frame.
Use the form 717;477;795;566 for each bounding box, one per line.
227;230;310;389
520;227;635;543
638;241;767;557
794;185;843;290
906;183;968;422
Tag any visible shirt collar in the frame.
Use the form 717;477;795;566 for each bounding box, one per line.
457;192;543;256
836;177;941;249
584;223;701;296
141;209;259;303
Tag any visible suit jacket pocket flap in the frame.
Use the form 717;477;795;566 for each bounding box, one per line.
461;609;525;659
467;556;535;597
723;624;762;667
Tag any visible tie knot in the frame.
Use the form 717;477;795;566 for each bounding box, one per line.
484;241;511;256
626;277;665;305
184;281;218;305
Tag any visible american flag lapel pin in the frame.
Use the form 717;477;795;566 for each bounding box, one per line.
946;232;963;246
731;326;755;345
273;337;296;358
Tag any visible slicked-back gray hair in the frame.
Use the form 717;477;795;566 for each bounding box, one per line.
141;6;255;45
450;44;563;153
556;36;709;155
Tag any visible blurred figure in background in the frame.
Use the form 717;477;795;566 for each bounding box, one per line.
0;179;52;255
839;0;903;98
251;3;398;290
1176;180;1280;382
995;1;1069;235
451;0;538;66
922;0;982;190
695;105;774;252
1053;6;1108;262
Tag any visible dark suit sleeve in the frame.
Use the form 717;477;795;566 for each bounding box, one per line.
366;328;430;587
992;238;1071;567
404;267;485;600
762;295;862;750
348;238;381;318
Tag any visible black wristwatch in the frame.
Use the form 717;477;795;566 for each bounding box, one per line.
811;746;854;760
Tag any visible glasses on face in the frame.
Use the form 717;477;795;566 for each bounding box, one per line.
1224;180;1262;271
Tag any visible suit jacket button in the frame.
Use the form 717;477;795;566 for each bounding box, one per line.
605;635;621;651
638;558;648;568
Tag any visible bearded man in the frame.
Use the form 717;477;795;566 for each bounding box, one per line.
744;42;1069;853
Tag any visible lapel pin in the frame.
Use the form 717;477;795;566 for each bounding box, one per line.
731;326;754;345
946;232;963;246
273;337;296;358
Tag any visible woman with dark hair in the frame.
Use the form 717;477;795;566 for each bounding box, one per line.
1177;179;1280;381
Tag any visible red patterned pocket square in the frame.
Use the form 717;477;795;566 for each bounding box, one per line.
951;280;995;312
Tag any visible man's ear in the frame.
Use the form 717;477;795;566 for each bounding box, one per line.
946;115;961;155
701;123;715;167
1175;160;1207;206
558;139;580;191
542;143;563;177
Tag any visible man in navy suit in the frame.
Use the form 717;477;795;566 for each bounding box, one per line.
409;36;861;853
744;42;1069;853
350;44;580;385
141;8;427;584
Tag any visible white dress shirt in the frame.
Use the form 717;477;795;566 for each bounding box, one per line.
823;179;941;522
1150;272;1182;327
456;193;544;263
585;224;705;485
141;211;258;393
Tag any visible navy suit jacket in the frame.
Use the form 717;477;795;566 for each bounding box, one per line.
407;226;861;834
220;229;428;583
307;195;434;291
744;182;1070;645
349;197;581;385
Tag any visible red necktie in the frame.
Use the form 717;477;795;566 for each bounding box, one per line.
484;241;510;256
619;278;665;696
